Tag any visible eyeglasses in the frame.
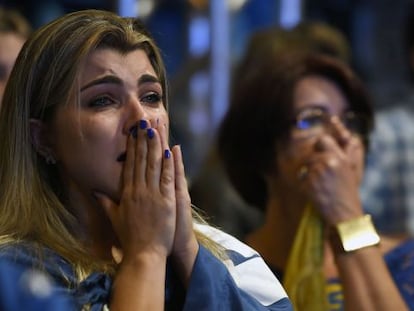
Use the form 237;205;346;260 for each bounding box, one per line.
292;107;369;137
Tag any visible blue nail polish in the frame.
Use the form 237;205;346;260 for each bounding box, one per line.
129;125;138;138
164;149;171;159
139;120;147;130
147;128;154;139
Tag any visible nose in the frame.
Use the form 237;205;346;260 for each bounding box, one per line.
123;96;147;135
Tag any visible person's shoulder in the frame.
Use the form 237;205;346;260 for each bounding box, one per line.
0;243;76;286
194;223;259;258
194;223;291;307
0;258;76;311
382;237;414;305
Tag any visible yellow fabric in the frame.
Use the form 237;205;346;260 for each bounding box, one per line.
283;204;328;311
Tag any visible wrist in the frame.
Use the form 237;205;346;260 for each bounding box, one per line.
329;214;380;253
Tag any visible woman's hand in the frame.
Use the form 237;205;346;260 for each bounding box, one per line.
301;117;365;225
95;120;177;262
93;120;178;311
95;120;198;286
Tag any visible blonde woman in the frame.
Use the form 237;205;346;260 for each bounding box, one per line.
0;10;291;311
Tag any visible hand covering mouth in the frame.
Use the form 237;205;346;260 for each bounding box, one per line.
117;152;126;162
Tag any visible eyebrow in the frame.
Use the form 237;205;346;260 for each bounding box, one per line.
81;75;122;92
80;73;161;92
295;104;328;114
138;74;161;85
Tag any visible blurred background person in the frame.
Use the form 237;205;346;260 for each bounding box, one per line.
0;9;291;310
0;6;32;105
218;51;412;310
360;2;414;236
190;20;352;239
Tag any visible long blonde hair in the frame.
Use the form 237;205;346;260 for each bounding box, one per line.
0;9;223;278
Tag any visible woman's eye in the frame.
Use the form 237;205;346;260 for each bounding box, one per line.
141;92;162;105
88;96;114;108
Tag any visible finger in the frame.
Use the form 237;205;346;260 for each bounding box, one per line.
316;133;363;171
172;145;191;207
159;122;174;195
314;135;344;158
343;135;364;171
155;120;171;161
306;152;341;175
344;134;363;155
172;144;194;257
159;122;170;154
123;124;137;187
160;148;175;196
297;152;341;193
146;126;163;190
134;119;149;184
329;116;353;148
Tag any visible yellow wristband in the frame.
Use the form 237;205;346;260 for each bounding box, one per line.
336;214;380;252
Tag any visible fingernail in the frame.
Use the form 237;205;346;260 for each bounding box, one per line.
139;119;147;130
164;149;171;159
129;125;138;138
147;128;154;139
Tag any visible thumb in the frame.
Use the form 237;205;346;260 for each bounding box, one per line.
92;191;117;220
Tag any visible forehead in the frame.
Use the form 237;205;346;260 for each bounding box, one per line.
293;74;348;113
79;48;158;83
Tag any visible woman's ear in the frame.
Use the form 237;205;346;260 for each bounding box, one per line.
29;119;56;164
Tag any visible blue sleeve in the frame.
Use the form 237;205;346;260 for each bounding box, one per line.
183;245;292;311
385;239;414;309
0;259;76;311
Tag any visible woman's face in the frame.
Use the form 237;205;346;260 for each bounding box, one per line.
0;33;25;104
274;74;365;189
46;48;168;203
